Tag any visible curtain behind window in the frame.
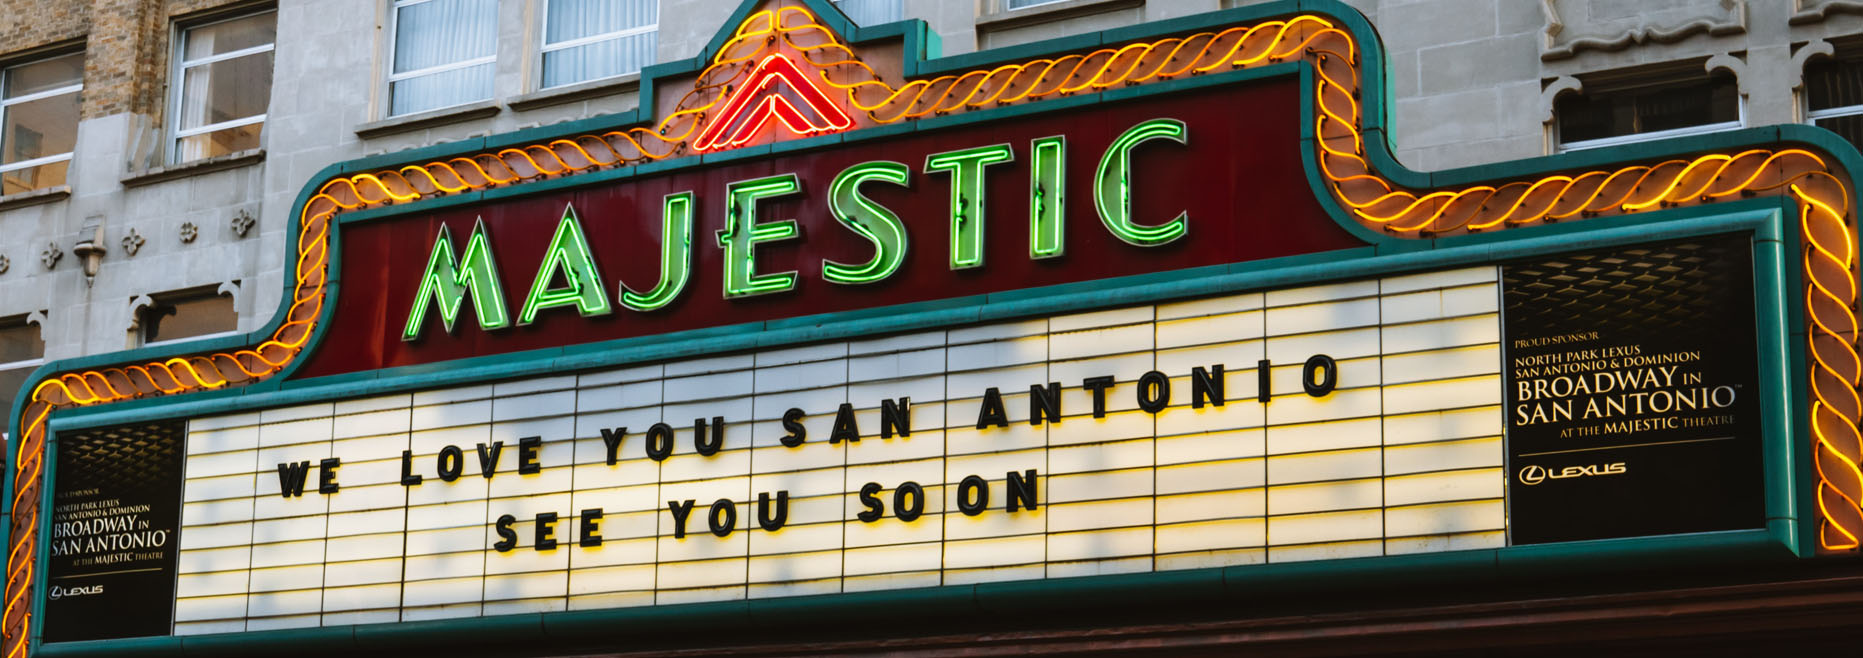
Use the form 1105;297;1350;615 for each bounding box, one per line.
391;0;497;116
835;0;902;25
541;0;657;89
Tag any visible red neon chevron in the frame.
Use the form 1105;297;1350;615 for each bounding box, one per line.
693;53;853;151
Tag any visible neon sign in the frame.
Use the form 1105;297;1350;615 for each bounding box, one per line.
402;117;1193;338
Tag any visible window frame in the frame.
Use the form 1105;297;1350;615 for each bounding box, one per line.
1006;0;1068;10
1803;56;1863;127
167;7;277;164
0;317;46;444
0;52;84;190
137;289;240;348
385;0;499;117
1554;76;1746;153
535;0;658;91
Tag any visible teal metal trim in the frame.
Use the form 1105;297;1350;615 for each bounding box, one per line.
28;433;57;655
36;528;1792;658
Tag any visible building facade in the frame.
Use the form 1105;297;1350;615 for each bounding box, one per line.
4;0;1863;655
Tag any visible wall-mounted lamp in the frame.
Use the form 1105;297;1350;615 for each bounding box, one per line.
72;224;106;287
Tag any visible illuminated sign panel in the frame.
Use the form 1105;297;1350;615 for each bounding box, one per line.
1502;236;1763;544
173;267;1504;632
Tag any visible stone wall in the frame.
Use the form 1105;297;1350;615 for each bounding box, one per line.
1;0;1861;366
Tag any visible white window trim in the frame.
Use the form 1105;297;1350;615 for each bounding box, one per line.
1808;104;1863;122
1007;0;1068;10
1558;99;1746;153
0;357;43;373
536;0;658;91
385;0;498;118
168;9;277;164
141;329;239;348
0;61;83;182
0;152;73;175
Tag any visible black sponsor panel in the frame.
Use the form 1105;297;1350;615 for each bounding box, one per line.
44;420;186;642
1503;236;1764;545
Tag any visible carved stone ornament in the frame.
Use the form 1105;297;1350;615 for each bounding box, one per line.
122;228;146;257
180;221;199;244
1793;0;1863;24
0;254;9;275
1541;0;1747;61
40;242;61;270
231;209;256;238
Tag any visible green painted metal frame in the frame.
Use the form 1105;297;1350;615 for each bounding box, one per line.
10;0;1857;653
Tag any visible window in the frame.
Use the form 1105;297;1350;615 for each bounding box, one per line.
540;0;657;89
0;52;82;196
388;0;497;116
137;290;237;346
171;10;276;162
1007;0;1066;9
0;319;45;438
1555;73;1741;152
1805;57;1863;151
833;0;901;25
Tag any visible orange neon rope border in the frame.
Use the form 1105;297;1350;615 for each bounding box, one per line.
8;7;1863;655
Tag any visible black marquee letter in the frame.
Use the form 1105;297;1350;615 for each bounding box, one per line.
1029;382;1061;426
694;417;724;456
1006;469;1039;512
780;408;807;447
668;499;696;538
579;508;604;547
476;441;504;478
436;446;464;482
599;428;626;465
493;514;518;552
1136;371;1170;414
518;436;543;474
400;450;423;486
857;482;885;522
894;482;925;522
1191;365;1225;409
708;499;737;537
276;461;311;498
880;397;911;438
1303;354;1338;397
957;475;989;516
534;512;559;551
318;458;341;495
646;423;675;461
758;491;789;531
830;403;860;443
1082;376;1115;418
1257;359;1272;403
976;387;1009;429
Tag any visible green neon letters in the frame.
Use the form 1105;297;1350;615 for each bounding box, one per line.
404;219;511;341
824;161;911;285
717;174;803;298
926;143;1013;270
621;192;696;311
401;118;1196;340
1030;136;1066;259
1096;118;1189;246
520;204;613;324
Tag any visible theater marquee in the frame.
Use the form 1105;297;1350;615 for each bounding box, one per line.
9;0;1859;654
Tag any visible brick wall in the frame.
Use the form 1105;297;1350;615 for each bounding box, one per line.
0;0;89;58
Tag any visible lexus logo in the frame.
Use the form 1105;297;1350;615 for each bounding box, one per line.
47;584;102;600
1518;462;1627;485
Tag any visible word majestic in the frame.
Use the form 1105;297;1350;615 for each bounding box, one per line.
402;118;1190;340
